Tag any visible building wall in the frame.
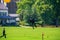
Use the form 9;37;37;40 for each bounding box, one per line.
7;0;17;14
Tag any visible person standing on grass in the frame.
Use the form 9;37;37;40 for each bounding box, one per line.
29;17;36;29
0;28;6;38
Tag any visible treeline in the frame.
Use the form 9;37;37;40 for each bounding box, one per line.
16;0;60;27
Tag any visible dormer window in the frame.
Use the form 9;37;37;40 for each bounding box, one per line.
0;12;7;16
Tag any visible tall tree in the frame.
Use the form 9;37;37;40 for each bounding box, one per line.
16;0;59;26
49;0;60;27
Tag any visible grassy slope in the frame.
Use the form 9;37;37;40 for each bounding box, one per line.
0;27;60;40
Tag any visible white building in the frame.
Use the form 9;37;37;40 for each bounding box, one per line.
0;0;19;26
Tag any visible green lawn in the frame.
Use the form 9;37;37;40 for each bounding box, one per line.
0;27;60;40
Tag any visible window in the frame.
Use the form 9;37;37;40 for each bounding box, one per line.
0;12;7;16
7;19;16;23
2;12;7;16
9;19;16;23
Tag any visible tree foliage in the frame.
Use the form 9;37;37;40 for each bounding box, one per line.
16;0;60;26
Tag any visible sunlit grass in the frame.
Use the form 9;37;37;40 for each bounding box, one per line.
0;27;60;40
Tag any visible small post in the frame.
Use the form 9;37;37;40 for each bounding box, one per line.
42;32;44;40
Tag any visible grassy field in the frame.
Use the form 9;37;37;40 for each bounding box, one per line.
0;27;60;40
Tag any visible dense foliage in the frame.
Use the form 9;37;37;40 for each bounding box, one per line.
16;0;60;27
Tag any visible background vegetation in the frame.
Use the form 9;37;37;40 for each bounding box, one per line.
16;0;60;27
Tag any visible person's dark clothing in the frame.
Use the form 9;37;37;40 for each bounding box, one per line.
0;28;6;38
3;29;6;38
29;18;36;29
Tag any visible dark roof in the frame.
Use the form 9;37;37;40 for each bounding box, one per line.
0;16;17;19
0;16;11;19
0;3;8;10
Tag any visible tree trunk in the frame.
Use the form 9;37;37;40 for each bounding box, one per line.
55;17;59;27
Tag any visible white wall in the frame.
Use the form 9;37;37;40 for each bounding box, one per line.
1;0;3;3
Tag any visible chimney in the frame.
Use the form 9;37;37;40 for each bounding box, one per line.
0;0;7;6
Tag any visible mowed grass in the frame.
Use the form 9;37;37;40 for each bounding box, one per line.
0;27;60;40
